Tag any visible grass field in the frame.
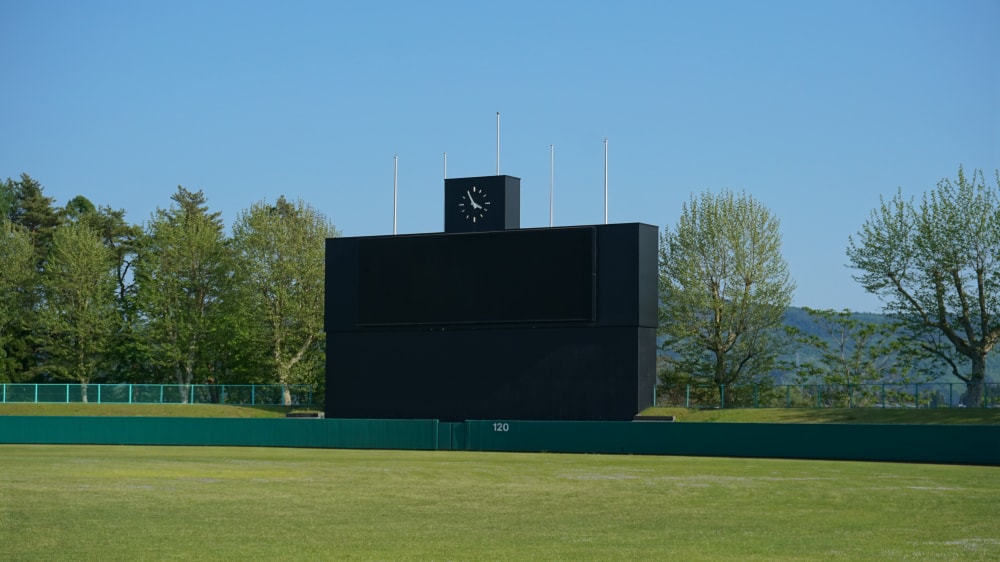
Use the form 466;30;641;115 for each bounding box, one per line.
642;406;1000;425
0;403;297;417
2;445;998;561
3;402;1000;424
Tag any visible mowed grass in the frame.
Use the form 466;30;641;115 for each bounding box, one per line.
0;403;297;417
641;406;1000;425
1;445;998;561
4;403;1000;424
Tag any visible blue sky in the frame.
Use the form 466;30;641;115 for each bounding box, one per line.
2;0;997;312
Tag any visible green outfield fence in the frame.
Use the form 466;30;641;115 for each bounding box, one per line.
0;383;314;406
656;382;1000;409
0;416;997;465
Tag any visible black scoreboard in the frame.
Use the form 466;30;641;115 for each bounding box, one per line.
325;223;658;422
357;227;595;326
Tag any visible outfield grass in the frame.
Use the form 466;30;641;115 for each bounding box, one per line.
641;406;1000;425
0;403;297;417
3;402;1000;424
1;445;998;561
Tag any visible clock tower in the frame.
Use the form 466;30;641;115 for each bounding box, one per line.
444;175;520;233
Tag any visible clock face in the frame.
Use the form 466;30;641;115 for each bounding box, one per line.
444;175;518;233
458;185;490;223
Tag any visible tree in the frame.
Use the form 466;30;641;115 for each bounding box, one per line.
5;173;63;260
35;222;118;399
230;197;339;405
1;174;62;380
132;187;231;402
794;308;917;406
62;199;143;384
847;167;1000;407
0;220;37;383
64;195;97;219
659;189;795;406
0;178;16;219
81;205;141;302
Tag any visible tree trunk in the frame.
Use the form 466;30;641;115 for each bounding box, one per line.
175;364;194;404
966;352;987;407
276;335;313;406
80;381;88;403
713;350;728;408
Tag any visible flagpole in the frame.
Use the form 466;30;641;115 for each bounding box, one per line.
603;138;608;224
393;154;398;235
496;112;501;175
443;152;447;179
549;144;554;227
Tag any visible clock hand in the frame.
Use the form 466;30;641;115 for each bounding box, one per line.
466;190;482;210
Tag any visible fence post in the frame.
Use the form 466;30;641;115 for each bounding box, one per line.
848;384;853;409
685;384;690;408
720;385;726;409
949;383;953;408
881;384;886;409
2;383;5;403
252;384;256;406
65;384;70;403
914;383;919;409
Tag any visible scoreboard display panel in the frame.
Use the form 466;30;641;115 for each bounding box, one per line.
356;227;596;326
325;222;658;422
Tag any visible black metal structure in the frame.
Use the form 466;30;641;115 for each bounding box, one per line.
444;175;520;233
325;221;657;422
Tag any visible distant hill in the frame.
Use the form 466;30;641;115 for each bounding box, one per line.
659;307;999;383
781;307;1000;382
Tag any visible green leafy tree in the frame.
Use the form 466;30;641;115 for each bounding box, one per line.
794;308;917;406
35;222;118;398
659;190;795;406
0;178;16;219
64;195;97;219
5;173;63;260
230;197;339;404
133;187;231;401
2;174;63;379
64;198;143;382
847;167;1000;407
68;202;141;300
0;220;37;382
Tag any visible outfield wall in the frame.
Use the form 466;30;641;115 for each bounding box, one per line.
1;417;996;466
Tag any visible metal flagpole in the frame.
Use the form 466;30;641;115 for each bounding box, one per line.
496;112;501;175
393;154;398;235
603;138;608;224
549;144;554;227
443;152;447;179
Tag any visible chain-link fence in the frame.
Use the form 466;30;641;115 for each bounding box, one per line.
0;383;314;406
